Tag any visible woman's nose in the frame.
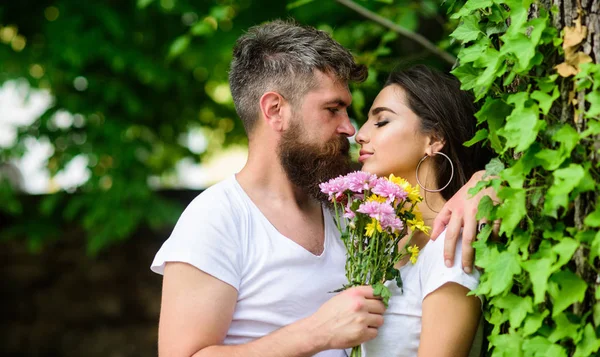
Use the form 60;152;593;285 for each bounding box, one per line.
355;128;368;145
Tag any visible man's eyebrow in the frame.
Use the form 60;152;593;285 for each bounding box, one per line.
371;107;397;116
323;99;350;107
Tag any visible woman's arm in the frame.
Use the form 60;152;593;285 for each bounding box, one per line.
418;282;481;357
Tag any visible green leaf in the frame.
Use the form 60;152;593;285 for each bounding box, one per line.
497;187;527;236
552;238;579;269
498;103;545;153
548;312;582;343
548;270;588;317
531;87;559;115
372;282;392;307
137;0;154;9
477;249;521;296
476;195;495;220
522;310;549;336
474;97;510;151
464;128;488;147
586;90;600;118
584;205;600;227
590;231;600;262
458;39;490;63
500;33;537;73
494;294;532;327
450;15;482;42
573;324;600;357
168;35;191;59
522;257;553;304
544;164;585;217
581;120;600;137
488;333;523;355
286;0;317;10
523;336;568;357
484;157;505;177
451;63;479;91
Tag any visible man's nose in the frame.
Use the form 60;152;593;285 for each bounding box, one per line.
337;113;356;137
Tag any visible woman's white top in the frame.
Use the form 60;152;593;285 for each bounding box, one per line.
362;230;483;357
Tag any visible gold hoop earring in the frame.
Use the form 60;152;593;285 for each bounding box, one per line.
415;152;454;192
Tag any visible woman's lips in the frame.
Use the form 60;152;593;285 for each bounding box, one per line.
358;151;372;163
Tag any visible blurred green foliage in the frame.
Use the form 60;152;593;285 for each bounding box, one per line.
0;0;457;253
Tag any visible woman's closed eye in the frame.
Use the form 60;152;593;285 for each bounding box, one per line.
374;119;389;128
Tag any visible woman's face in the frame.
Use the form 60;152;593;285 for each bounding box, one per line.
356;85;432;184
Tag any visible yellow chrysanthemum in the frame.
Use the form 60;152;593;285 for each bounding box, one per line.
365;219;383;237
408;218;430;235
388;174;422;203
407;244;420;264
367;194;387;203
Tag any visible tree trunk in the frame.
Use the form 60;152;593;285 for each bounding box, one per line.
541;0;599;316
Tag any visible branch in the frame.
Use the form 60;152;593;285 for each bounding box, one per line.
335;0;457;65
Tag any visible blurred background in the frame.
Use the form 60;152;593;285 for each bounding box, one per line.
0;0;460;355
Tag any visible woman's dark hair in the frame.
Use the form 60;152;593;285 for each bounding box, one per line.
385;65;493;201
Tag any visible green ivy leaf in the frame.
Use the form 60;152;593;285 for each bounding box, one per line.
586;90;600;118
522;257;553;304
458;38;490;63
474;97;510;151
548;312;582;343
531;87;559;115
548;270;588;317
573;324;600;357
488;333;523;355
584;205;600;227
494;294;533;327
581;120;600;137
523;336;568;357
450;15;482;42
497;187;527;236
543;164;585;217
451;63;479;91
484;157;505;177
501;144;541;188
477;249;522;296
476;195;495;220
552;238;579;270
498;99;545;153
522;310;550;336
464;128;489;147
590;231;600;262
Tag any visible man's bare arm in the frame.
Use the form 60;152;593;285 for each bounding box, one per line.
159;262;385;357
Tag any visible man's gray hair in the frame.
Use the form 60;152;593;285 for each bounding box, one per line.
229;19;367;134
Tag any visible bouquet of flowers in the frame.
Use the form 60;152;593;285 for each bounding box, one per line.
319;171;429;357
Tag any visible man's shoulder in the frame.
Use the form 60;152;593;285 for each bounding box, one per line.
185;176;247;217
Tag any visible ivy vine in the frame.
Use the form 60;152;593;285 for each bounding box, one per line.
450;0;600;355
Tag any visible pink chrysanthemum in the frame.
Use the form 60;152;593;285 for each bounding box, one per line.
372;178;408;203
356;201;395;222
380;216;404;233
344;171;377;193
319;175;349;200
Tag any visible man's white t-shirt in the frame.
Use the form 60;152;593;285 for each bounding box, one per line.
362;230;483;357
151;175;348;357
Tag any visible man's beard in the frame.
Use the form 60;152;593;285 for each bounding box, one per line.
278;120;354;203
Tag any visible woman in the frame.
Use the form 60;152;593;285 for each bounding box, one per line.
355;65;491;357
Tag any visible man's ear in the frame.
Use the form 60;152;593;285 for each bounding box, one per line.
425;134;446;156
259;91;287;132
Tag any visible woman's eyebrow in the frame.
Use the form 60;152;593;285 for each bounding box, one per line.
370;107;397;116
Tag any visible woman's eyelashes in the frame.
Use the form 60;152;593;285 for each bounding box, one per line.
374;119;389;128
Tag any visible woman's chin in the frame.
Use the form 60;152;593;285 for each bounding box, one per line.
360;164;382;176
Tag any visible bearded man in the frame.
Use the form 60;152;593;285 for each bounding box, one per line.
151;20;484;357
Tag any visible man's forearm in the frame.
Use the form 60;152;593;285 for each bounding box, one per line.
189;316;328;357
